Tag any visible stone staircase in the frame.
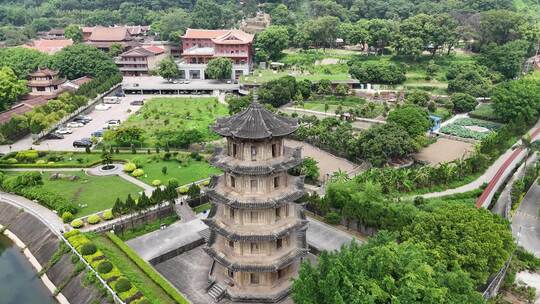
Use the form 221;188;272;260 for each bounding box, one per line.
208;282;226;302
198;228;211;242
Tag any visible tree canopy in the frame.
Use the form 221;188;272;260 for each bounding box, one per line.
292;232;484;304
205;57;232;80
157;56;180;81
0;66;27;110
50;44;118;79
387;105;431;138
254;26;289;61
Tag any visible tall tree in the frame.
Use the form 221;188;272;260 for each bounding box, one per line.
254;26;289;61
191;0;225;29
205;57;232;80
0;67;27;110
64;24;83;43
387;105;431;138
157;56;180;82
308;16;340;49
51;44;119;79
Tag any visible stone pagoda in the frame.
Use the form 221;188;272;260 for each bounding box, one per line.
204;102;308;303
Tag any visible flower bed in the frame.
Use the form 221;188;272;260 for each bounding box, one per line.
64;230;147;303
440;118;502;140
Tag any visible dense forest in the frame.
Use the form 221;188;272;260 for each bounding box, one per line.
0;0;538;48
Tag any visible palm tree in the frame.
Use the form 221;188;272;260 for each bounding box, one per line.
514;134;540;169
331;169;349;182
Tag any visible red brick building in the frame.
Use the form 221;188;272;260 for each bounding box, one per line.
179;29;254;80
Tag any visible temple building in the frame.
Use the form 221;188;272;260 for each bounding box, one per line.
204;102;308;303
178;29;254;80
27;68;66;96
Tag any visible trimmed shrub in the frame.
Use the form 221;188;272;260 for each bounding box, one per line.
15;150;39;163
80;243;97;256
62;211;74;223
152;179;162;186
123;162;137;172
71;219;84;228
325;212;341;225
131;169;144;177
88;214;101;225
36;160;46;165
167;178;179;188
201;180;210;186
115;277;132;293
178;186;189;194
102;209;114;220
63;229;80;238
6;158;18;164
97;261;113;274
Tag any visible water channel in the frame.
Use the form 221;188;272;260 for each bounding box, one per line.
0;234;55;304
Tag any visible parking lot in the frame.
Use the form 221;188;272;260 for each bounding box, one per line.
37;95;144;151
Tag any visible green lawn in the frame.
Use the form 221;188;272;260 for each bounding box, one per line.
117;215;178;241
301;96;386;118
5;170;143;217
118;97;228;147
241;67;351;84
192;202;211;214
88;233;177;304
132;155;221;185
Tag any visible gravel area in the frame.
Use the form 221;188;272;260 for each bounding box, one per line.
415;138;474;165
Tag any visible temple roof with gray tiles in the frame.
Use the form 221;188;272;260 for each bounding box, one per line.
212;102;298;139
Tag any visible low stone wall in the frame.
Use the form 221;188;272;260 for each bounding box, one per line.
0;201;107;304
148;237;206;266
91;203;175;234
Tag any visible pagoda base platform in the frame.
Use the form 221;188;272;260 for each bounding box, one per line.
211;261;294;303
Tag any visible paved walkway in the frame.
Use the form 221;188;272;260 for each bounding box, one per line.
0;192;64;233
512;181;540;258
492;154;538;217
127;219;207;261
306;217;356;252
174;199;198;223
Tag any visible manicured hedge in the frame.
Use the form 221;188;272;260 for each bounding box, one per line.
106;232;189;304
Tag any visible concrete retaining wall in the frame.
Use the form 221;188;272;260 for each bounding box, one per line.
0;201;108;304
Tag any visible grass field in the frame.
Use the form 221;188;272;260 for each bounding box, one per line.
120;97;228;147
118;215;178;241
132;155;221;185
89;233;177;304
241;66;352;84
5;171;143;217
301;96;386;118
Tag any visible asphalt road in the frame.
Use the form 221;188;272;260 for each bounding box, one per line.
512;181;540;257
38;95;143;151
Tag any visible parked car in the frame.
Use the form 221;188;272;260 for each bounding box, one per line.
73;117;91;124
95;104;111;111
75;115;92;121
45;132;64;139
103;96;121;104
91;130;104;137
73;139;92;148
130;99;144;106
66;121;84;128
103;120;121;129
56;127;73;134
184;80;190;84
115;91;125;97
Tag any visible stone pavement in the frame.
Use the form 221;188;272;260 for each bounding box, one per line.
306;217;356;252
126;219;207;261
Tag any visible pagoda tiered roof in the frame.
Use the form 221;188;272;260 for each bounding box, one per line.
202;217;308;242
204;246;308;272
206;175;305;209
210;146;302;175
212;102;298;139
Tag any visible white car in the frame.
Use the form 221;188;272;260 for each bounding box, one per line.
103;120;121;129
103;96;121;104
95;104;111;111
66;121;84;128
56;127;73;134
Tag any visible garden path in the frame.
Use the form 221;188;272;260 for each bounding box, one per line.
0;192;65;233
